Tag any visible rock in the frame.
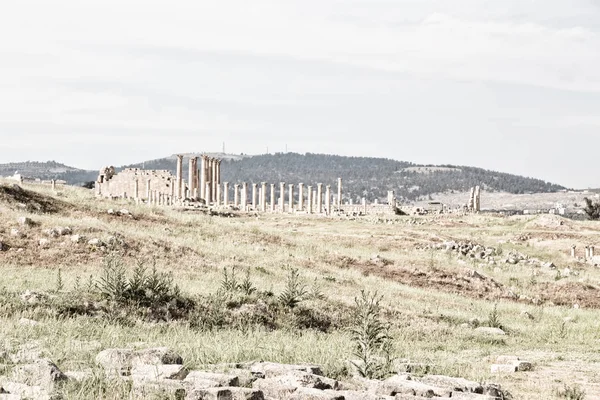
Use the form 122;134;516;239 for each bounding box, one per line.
11;358;67;391
131;364;189;382
490;364;517;374
271;370;337;390
18;318;42;327
0;393;21;400
64;369;94;382
38;238;50;248
70;234;85;243
96;347;183;378
87;238;102;246
17;217;34;227
132;379;188;399
1;382;51;400
107;209;116;215
332;390;394;400
43;228;59;238
10;229;23;238
474;327;506;336
288;387;345;400
187;387;264;400
20;290;47;305
419;375;483;394
377;375;450;398
252;378;297;398
119;209;131;216
542;262;556;269
184;371;239;387
450;393;498;399
56;226;72;236
250;362;323;378
0;241;7;252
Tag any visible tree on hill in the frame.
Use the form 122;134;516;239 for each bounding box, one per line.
583;197;600;220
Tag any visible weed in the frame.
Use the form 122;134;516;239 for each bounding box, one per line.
55;268;64;292
486;304;505;330
555;384;586;400
278;268;308;309
239;269;257;296
221;266;239;293
350;290;394;380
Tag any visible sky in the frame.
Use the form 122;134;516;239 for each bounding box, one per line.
1;0;599;188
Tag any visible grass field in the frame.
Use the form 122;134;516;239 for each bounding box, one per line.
1;180;599;399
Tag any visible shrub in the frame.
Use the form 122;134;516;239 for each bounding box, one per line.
278;268;308;309
583;197;600;220
555;384;586;400
350;291;394;379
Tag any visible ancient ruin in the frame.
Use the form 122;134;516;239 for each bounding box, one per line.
96;154;404;216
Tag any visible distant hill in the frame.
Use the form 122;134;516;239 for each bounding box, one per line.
2;154;567;202
0;161;96;186
123;153;566;203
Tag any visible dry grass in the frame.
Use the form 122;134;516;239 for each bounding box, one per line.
1;179;600;398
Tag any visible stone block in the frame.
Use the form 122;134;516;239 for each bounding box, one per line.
131;364;189;382
187;387;264;400
490;364;517;374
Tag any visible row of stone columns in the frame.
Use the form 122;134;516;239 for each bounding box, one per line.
175;155;222;203
468;186;481;212
215;179;343;214
571;245;595;260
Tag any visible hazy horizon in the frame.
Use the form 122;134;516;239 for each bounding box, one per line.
1;1;599;188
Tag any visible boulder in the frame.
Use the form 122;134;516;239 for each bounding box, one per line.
11;358;67;391
187;387;264;400
131;364;188;382
1;382;50;400
17;217;34;227
490;364;517;374
288;387;345;400
474;327;506;336
252;378;296;398
184;371;239;387
132;379;188;399
377;375;450;398
96;347;183;378
265;370;338;390
250;362;323;378
419;375;483;394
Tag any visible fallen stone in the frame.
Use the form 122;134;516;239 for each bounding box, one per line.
10;229;23;238
132;379;188;399
332;390;394;400
70;234;85;243
131;364;188;382
87;238;102;246
38;238;50;248
490;364;517;374
18;318;42;327
289;387;344;400
450;392;498;399
377;375;450;397
96;347;183;377
11;358;67;391
64;369;94;382
184;371;239;387
0;394;21;400
419;375;483;394
252;378;296;399
187;387;264;400
250;362;323;378
1;381;51;400
266;370;338;390
56;226;72;236
474;327;506;336
17;217;34;227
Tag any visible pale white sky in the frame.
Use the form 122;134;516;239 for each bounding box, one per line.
1;0;599;187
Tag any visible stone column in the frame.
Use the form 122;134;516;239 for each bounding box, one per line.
270;184;276;212
223;182;229;206
261;182;267;212
234;184;240;207
241;182;248;211
362;198;367;215
325;185;331;215
176;155;184;199
590;246;595;259
337;178;342;208
475;186;481;212
288;184;294;213
217;160;221;185
205;182;211;205
468;187;475;212
279;182;286;212
216;183;222;206
307;186;313;214
146;179;151;201
317;183;323;214
252;183;258;210
571;245;576;258
170;179;175;198
200;156;207;201
51;179;56;191
189;157;197;199
212;159;218;203
298;183;304;211
585;246;590;260
134;179;139;199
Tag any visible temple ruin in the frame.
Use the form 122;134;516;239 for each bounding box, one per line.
96;154;402;215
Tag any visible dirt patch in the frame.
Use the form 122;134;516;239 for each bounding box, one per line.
0;183;68;213
536;281;600;308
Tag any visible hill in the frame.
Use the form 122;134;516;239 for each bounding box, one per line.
124;153;566;203
2;154;567;202
0;161;96;186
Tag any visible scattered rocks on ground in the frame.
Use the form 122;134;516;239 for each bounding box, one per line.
490;356;532;374
17;217;34;227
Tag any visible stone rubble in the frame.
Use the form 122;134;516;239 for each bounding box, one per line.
0;346;513;399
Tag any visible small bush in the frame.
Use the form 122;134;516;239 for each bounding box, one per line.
555;384;586;400
486;304;505;330
278;268;308;309
583;197;600;220
350;291;394;380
